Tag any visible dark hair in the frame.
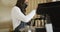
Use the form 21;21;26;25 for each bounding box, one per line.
16;0;25;7
16;0;26;15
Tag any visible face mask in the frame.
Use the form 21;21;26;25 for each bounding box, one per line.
20;3;28;15
22;3;28;9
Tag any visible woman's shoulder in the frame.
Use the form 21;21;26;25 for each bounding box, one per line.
12;6;21;12
12;6;20;10
11;6;23;14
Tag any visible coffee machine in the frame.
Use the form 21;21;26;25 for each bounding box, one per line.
36;1;60;32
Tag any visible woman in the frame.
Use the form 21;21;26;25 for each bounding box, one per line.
11;0;36;32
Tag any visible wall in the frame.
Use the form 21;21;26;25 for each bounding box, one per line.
26;0;52;14
0;6;12;22
0;0;17;22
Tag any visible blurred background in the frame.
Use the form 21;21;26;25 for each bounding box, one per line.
0;0;60;32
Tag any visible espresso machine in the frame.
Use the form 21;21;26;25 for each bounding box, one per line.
36;1;60;32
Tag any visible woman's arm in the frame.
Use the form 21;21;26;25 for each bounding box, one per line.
12;6;36;22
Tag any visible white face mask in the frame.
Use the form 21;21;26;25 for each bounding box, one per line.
1;0;17;7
